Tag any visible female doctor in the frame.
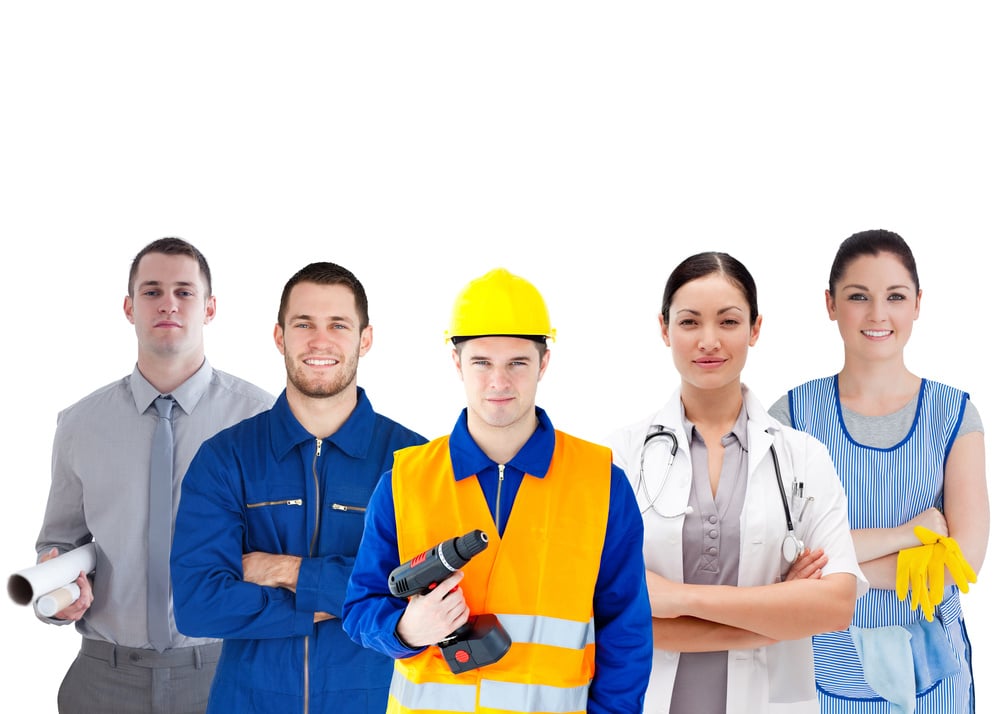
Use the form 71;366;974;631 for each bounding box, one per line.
608;252;867;714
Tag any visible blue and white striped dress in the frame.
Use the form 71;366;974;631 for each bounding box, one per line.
787;376;974;713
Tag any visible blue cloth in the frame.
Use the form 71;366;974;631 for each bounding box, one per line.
849;618;964;714
904;617;961;691
342;407;653;714
850;625;916;714
171;388;426;714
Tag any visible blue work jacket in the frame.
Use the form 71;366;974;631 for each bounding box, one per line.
171;387;426;713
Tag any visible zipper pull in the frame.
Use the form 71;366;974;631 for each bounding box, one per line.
315;438;322;457
495;464;506;528
332;503;365;513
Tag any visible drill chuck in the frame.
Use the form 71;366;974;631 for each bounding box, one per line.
388;530;489;598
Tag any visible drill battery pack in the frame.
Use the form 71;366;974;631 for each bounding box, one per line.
438;614;512;674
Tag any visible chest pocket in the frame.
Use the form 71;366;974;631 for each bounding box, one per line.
244;483;306;553
323;498;369;556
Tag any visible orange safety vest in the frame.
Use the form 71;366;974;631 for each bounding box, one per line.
389;431;611;714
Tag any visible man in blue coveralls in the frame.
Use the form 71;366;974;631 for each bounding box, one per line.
171;261;426;713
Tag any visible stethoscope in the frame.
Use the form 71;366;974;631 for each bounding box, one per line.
638;424;807;564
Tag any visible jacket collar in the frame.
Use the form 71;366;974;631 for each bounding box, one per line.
449;406;556;481
268;386;377;461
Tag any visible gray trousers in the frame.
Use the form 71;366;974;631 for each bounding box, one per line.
57;638;222;714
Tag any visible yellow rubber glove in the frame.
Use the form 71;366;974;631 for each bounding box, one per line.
895;542;935;622
927;540;946;606
914;525;977;595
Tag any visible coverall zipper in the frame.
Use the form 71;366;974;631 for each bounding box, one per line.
495;463;505;530
303;437;323;713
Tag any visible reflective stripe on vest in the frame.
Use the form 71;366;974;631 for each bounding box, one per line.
497;613;595;650
480;680;590;713
390;675;590;714
389;676;477;713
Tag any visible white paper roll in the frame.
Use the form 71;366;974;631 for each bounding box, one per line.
35;582;82;617
7;543;97;606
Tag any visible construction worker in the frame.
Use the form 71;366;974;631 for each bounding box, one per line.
342;267;653;714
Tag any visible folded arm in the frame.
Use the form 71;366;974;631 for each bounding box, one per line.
241;552;334;623
170;444;318;639
647;567;855;644
852;432;988;591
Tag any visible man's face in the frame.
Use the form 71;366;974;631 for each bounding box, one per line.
453;336;549;432
274;281;372;400
124;252;215;361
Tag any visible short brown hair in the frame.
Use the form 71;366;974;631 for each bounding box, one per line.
128;237;211;297
277;262;369;329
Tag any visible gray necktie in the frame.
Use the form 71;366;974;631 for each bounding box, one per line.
148;395;174;652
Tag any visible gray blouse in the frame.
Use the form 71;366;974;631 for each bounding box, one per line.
670;403;752;714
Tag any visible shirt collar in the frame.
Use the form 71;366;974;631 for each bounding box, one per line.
129;359;213;416
448;406;556;480
680;400;751;451
268;386;377;461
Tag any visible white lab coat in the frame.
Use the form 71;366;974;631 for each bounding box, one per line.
608;385;867;714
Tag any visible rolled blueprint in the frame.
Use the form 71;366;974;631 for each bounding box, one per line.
7;543;97;607
35;583;82;617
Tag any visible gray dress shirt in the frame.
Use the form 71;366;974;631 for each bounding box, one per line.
36;359;274;649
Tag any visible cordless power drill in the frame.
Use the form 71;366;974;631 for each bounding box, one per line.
388;529;512;674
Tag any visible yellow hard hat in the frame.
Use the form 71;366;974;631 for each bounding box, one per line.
445;268;556;343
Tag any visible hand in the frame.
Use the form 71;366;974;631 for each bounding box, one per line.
40;549;93;621
242;552;301;591
903;508;948;541
784;547;827;582
314;611;336;623
395;571;469;648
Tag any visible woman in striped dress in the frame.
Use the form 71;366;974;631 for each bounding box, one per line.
770;229;988;713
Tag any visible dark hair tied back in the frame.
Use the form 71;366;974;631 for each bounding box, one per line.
661;251;759;324
828;229;919;294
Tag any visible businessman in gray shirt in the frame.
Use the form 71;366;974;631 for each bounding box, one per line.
35;238;274;714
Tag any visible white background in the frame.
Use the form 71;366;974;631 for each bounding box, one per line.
2;3;995;710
